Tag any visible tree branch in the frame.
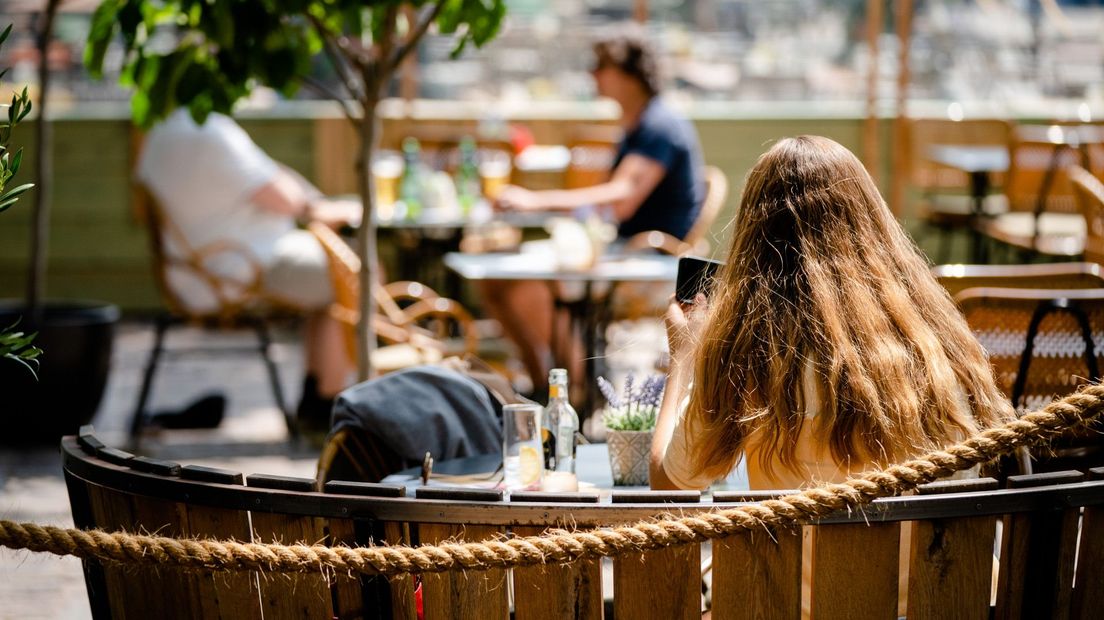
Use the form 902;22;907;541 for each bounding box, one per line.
387;2;444;73
302;75;360;126
307;13;369;94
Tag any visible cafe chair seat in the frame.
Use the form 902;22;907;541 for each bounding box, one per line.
975;211;1086;257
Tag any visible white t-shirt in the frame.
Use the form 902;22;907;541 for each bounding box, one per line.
136;109;293;312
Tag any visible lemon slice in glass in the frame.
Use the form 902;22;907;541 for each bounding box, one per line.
518;445;542;486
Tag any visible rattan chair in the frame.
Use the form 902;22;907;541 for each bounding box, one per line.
131;187;297;439
308;222;478;373
624;165;729;257
1071;165;1104;265
956;286;1104;470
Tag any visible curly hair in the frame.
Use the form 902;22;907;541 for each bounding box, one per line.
592;25;662;97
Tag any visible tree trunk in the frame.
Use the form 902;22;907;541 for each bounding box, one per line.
27;0;61;321
355;96;381;381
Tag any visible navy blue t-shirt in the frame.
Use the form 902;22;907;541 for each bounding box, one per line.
614;98;705;240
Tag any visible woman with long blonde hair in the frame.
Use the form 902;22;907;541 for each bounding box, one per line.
651;136;1013;491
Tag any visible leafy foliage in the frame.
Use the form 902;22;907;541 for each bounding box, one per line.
0;322;43;379
0;24;33;215
600;373;666;431
84;0;507;128
0;22;38;378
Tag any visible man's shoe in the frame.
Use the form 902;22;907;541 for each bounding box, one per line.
148;393;226;429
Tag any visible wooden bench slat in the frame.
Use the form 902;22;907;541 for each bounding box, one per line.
995;507;1080;620
512;525;603;620
249;511;334;619
419;523;509;619
907;516;995;620
811;522;900;618
1072;504;1104;620
712;526;802;620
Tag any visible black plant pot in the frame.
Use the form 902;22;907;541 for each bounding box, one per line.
0;300;120;443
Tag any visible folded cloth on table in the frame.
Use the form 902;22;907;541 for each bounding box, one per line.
330;365;504;464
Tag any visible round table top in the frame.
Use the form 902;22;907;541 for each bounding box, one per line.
381;443;618;492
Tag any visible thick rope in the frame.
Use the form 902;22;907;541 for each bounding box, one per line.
3;384;1104;577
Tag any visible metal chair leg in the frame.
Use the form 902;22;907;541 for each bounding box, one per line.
130;314;171;439
252;319;296;437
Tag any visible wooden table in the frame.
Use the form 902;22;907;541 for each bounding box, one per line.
445;248;679;416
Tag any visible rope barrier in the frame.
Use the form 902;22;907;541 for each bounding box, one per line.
3;384;1104;577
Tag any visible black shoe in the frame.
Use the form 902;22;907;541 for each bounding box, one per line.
148;393;226;429
296;376;334;435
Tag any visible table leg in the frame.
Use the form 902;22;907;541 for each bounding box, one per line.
969;170;990;264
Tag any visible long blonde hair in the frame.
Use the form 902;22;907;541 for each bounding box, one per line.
686;136;1013;481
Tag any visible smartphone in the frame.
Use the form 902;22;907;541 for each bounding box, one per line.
675;256;724;304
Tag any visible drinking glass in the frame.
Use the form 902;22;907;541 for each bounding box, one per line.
502;404;543;490
479;150;513;201
372;150;404;219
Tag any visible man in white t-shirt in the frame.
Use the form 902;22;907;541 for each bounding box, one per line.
137;108;360;429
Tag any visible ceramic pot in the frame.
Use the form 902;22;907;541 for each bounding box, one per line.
0;300;119;442
606;429;653;486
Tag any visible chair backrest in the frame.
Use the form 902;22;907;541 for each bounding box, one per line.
1071;165;1104;264
308;222;478;364
136;185;267;323
683;165;729;253
63;430;1104;620
955;287;1104;412
908;118;1013;192
1004;123;1104;215
933;262;1104;298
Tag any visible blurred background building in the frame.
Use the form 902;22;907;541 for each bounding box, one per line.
1;0;1102;114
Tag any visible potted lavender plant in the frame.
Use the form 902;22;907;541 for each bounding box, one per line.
599;374;666;486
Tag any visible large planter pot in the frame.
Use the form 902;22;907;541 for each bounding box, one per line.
0;300;120;442
606;429;653;486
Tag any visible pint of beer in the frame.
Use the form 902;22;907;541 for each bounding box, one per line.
479;150;512;201
372;151;403;211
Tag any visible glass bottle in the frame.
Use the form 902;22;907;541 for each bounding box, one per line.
455;136;480;216
545;368;580;473
399;137;422;221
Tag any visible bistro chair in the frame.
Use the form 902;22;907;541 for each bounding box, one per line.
1070;164;1104;264
908;118;1012;262
624;165;729;258
976;126;1104;258
130;186;297;439
955;286;1104;470
308;222;479;373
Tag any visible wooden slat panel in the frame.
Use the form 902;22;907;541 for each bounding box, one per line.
711;526;802;620
1073;505;1104;620
250;512;334;620
996;508;1080;620
419;523;508;620
907;516;995;620
86;484;204;619
811;522;900;619
512;525;602;620
327;518;416;620
180;499;263;619
613;542;700;620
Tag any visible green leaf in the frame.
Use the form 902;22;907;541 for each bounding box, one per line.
0;24;11;48
9;147;21;175
84;0;122;77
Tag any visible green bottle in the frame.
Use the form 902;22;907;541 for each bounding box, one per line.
399;137;422;221
455;137;479;215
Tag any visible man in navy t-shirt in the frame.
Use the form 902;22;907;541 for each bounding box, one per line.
485;25;707;394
